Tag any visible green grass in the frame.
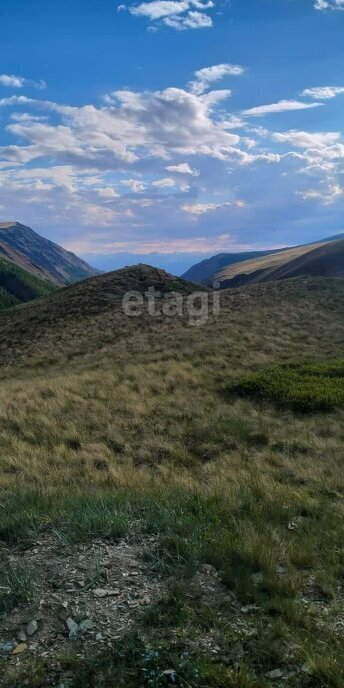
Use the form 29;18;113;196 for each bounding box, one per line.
228;360;344;412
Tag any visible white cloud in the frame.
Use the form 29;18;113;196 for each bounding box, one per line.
130;0;189;19
63;232;251;255
314;0;344;10
272;130;341;149
0;74;46;89
183;201;234;214
0;87;248;166
301;86;344;100
299;183;344;204
126;0;214;29
96;186;119;198
166;162;200;175
189;63;246;95
121;179;146;192
242;100;323;117
163;10;213;28
152;177;176;187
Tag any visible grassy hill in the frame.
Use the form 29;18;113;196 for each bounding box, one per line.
0;271;343;687
182;249;283;284
215;239;344;288
183;233;344;285
0;257;55;311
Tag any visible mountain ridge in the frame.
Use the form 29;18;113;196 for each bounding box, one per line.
183;232;344;285
0;222;98;285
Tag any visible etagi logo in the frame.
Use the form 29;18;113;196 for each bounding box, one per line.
122;284;221;327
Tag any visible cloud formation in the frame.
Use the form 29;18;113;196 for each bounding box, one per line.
242;100;322;117
189;63;246;95
123;0;215;30
0;74;46;90
0;64;343;259
301;85;344;100
314;0;344;10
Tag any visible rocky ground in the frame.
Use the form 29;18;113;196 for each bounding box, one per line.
0;535;163;678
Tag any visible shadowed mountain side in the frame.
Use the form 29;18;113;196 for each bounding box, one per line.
0;222;98;285
182;249;283;284
217;239;344;289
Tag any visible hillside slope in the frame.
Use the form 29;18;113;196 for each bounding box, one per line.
0;263;199;366
183;233;344;285
0;257;55;311
215;238;344;288
0;261;342;371
182;249;282;284
0;272;343;685
0;222;98;285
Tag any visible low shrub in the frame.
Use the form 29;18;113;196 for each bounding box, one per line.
228;360;344;412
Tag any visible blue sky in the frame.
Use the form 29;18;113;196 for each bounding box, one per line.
0;0;343;274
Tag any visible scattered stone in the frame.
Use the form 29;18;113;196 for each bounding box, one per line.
0;642;17;654
17;631;27;642
93;588;119;598
241;604;260;614
78;619;94;632
66;618;79;637
95;633;102;641
26;620;38;636
266;669;283;679
252;572;263;584
288;522;298;531
12;642;27;655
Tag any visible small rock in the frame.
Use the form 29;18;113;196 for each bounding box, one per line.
78;619;94;632
288;522;298;531
93;588;119;598
95;633;102;641
66;617;79;637
241;604;260;614
13;642;27;655
252;572;263;584
301;663;312;674
266;669;283;679
0;642;16;654
18;631;27;643
26;620;38;637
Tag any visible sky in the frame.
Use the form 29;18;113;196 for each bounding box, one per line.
0;0;343;275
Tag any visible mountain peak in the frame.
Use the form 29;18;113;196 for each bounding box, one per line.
0;221;22;229
0;221;98;285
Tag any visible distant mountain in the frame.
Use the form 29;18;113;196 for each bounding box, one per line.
0;222;98;285
214;239;344;289
182;250;282;284
182;232;344;285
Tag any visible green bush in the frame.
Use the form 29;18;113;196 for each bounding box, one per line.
228;360;344;412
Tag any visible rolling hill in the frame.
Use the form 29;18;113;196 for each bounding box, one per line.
182;249;283;284
0;222;98;285
214;238;344;288
183;232;344;285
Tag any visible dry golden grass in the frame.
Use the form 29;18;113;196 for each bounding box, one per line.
0;274;343;687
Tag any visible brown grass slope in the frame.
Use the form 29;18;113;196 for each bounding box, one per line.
216;239;344;288
0;263;199;368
